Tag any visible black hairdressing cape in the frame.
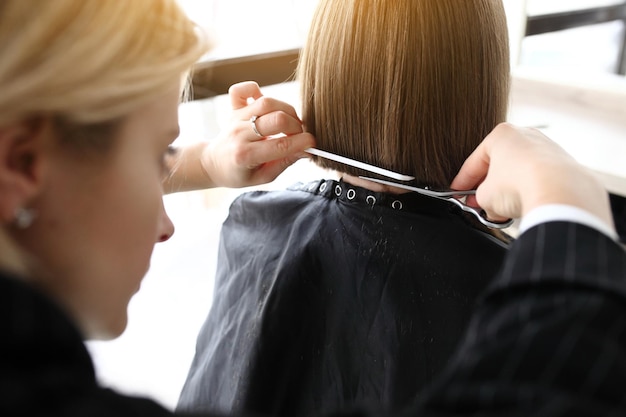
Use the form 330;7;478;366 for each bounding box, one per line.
178;179;509;416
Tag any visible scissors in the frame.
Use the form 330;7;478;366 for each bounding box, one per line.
305;148;514;229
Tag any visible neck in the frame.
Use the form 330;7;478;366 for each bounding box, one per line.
342;174;410;195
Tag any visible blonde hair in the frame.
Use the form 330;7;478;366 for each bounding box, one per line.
298;0;510;188
0;0;209;127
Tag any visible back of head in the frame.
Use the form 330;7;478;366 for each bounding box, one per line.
0;0;208;127
298;0;510;188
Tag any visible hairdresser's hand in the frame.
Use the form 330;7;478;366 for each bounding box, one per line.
203;81;315;188
163;82;315;193
450;123;613;228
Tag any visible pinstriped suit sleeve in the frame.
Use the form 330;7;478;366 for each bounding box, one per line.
413;221;626;416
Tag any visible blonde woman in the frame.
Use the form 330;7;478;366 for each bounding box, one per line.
0;0;313;415
179;0;511;415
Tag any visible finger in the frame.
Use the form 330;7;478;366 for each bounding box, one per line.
251;156;300;185
475;184;520;223
450;153;488;191
239;133;316;167
450;123;519;191
242;96;302;122
464;194;479;208
229;81;263;110
449;141;490;191
463;193;508;222
250;111;305;138
481;198;516;223
482;210;510;224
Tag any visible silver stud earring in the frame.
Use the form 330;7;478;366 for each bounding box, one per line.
14;208;36;229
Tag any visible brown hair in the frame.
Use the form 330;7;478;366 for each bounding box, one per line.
298;0;510;189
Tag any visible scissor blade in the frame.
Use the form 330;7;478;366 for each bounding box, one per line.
359;177;476;197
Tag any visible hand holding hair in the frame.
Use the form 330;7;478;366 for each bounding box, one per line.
202;81;315;189
163;81;315;193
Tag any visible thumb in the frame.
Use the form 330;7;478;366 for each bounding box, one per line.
229;81;263;110
474;182;520;222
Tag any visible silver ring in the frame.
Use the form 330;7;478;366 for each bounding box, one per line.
250;115;264;137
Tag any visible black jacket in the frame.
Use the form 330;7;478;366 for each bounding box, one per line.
0;269;174;417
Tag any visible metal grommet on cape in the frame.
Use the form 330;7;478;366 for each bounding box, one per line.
250;115;264;137
334;185;342;196
319;182;328;193
347;189;356;200
392;200;403;210
366;195;376;206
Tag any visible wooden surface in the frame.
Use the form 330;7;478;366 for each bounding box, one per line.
191;49;300;99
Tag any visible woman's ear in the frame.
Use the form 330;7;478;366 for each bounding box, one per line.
0;118;49;224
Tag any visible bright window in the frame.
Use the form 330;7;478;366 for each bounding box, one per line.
526;0;624;15
520;20;624;74
520;0;626;75
177;0;318;60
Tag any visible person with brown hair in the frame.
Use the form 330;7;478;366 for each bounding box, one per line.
299;0;510;189
178;1;512;415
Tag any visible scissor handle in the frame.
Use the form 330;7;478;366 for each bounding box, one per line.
445;197;514;229
358;176;514;229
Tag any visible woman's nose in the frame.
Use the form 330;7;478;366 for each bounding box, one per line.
157;209;175;243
